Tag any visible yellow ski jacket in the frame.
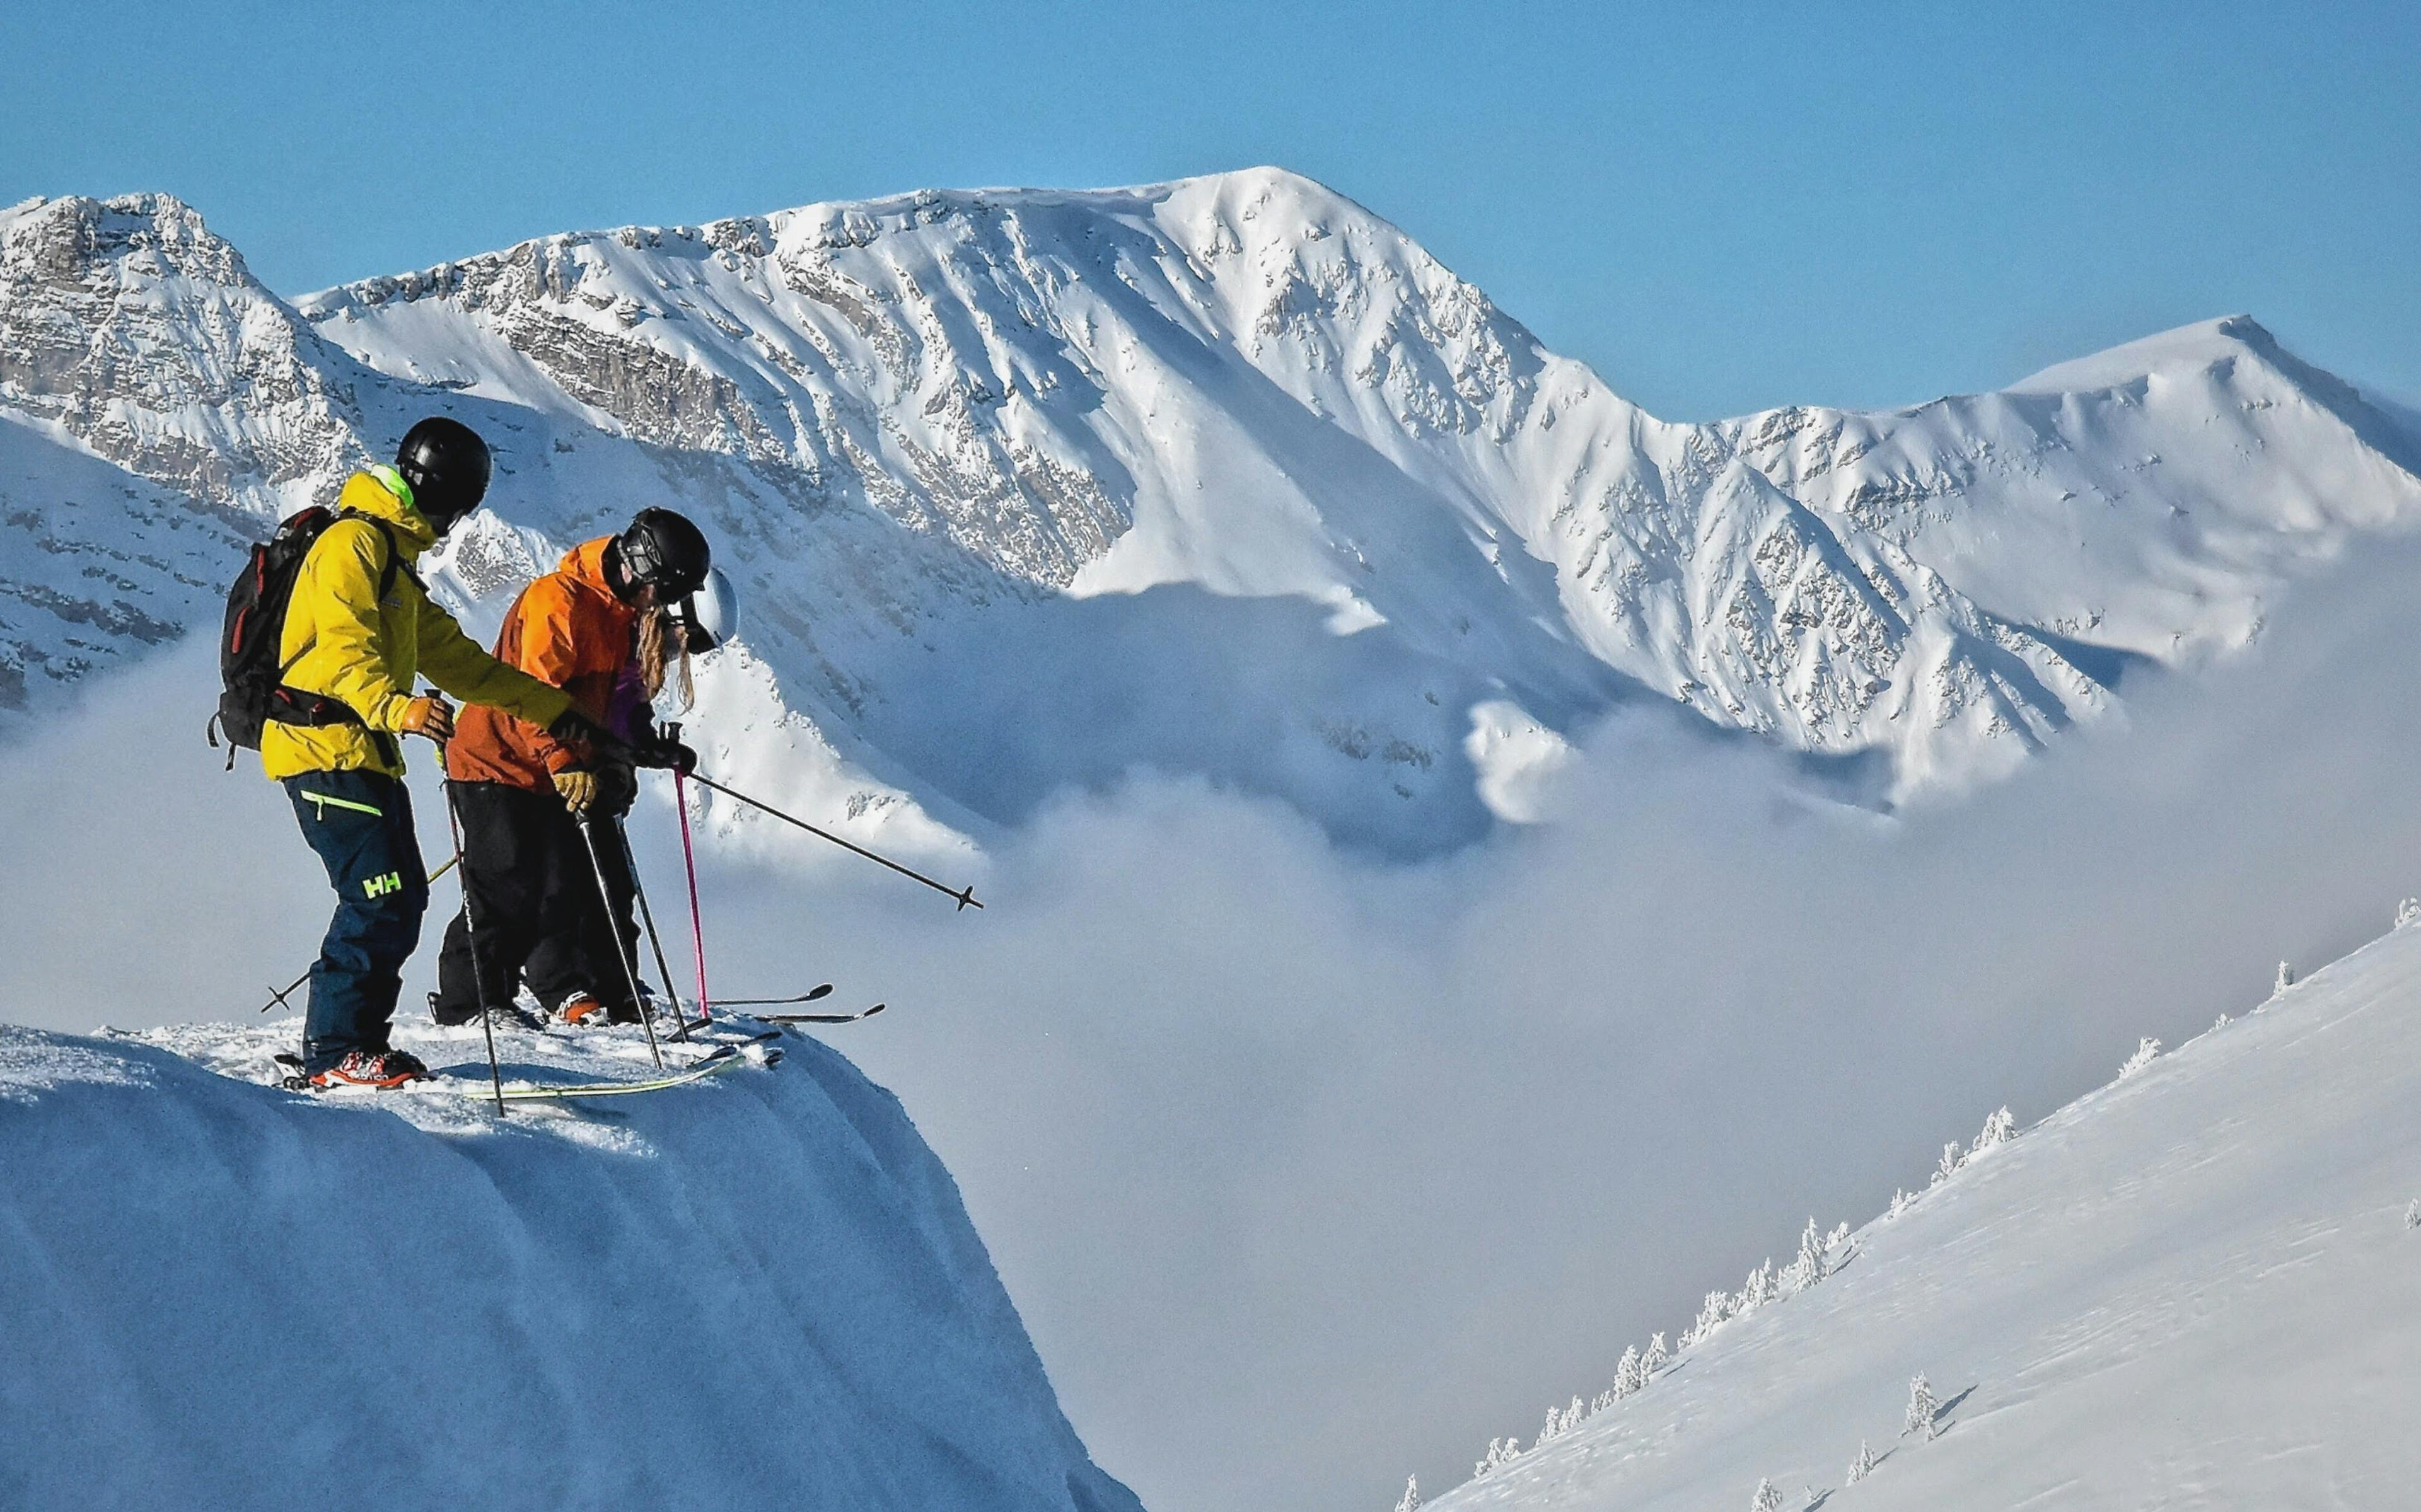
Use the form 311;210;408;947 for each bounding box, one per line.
260;467;574;781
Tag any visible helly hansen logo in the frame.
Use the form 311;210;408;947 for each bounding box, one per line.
363;871;404;899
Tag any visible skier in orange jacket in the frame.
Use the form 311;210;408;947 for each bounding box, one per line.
431;509;710;1027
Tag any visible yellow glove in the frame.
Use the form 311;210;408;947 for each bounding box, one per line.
554;769;598;814
399;695;456;744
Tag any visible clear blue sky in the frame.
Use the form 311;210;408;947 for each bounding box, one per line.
6;0;2414;421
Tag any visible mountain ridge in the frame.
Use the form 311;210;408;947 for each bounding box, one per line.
5;173;2418;852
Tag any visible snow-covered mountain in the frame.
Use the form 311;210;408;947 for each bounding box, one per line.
0;1015;1146;1512
1408;916;2421;1512
5;174;2419;851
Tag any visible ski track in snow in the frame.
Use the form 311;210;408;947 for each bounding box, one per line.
0;1015;1143;1512
1422;921;2421;1511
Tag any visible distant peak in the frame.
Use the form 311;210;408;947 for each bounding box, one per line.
2006;314;2290;396
0;192;250;286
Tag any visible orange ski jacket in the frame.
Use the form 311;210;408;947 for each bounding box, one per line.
445;537;639;792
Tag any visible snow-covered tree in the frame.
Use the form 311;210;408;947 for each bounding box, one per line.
1685;1290;1734;1348
1532;1395;1585;1448
2406;1200;2419;1231
1614;1345;1643;1397
2212;1012;2233;1032
1932;1140;1965;1186
1475;1437;1520;1479
1740;1257;1779;1311
2397;897;2421;930
1644;1333;1669;1375
1847;1438;1878;1483
2119;1037;2163;1078
1971;1106;2017;1155
1783;1216;1828;1293
1393;1475;1420;1512
1750;1477;1784;1512
1904;1374;1939;1440
1591;1388;1615;1414
1887;1187;1913;1220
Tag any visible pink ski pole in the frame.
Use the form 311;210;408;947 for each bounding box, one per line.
675;768;711;1039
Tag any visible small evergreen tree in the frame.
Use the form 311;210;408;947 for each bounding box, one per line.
2274;960;2295;994
1644;1333;1669;1375
1932;1141;1963;1186
1750;1477;1784;1512
1741;1257;1779;1311
1904;1374;1938;1440
2397;897;2421;930
1393;1475;1420;1512
1971;1106;2016;1153
2405;1199;2419;1231
1685;1289;1733;1348
2120;1037;2162;1077
1887;1187;1913;1220
1848;1438;1878;1483
1614;1345;1643;1396
1784;1216;1828;1292
1475;1437;1520;1479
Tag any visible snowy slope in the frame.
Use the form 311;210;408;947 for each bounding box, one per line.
0;1015;1144;1512
1414;920;2421;1511
6;178;2421;851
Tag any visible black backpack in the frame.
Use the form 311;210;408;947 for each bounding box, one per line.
207;506;400;765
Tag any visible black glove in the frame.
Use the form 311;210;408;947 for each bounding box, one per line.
595;760;640;818
633;733;698;776
546;708;632;761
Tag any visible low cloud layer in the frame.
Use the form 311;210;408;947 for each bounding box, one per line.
11;539;2421;1512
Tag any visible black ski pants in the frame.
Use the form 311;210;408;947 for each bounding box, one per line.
283;770;429;1074
527;811;643;1017
434;782;633;1023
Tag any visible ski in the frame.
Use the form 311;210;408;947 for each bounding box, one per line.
709;984;835;1009
453;1044;776;1102
758;1001;887;1025
274;1044;777;1099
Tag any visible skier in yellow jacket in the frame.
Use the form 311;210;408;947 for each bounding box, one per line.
270;417;583;1088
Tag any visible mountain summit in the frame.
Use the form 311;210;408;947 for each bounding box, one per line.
5;173;2418;850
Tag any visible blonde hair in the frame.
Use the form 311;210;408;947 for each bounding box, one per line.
636;607;694;711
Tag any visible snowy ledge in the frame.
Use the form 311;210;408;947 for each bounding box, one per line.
0;1017;1142;1512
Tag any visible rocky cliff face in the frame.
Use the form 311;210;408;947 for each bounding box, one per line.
4;174;2417;847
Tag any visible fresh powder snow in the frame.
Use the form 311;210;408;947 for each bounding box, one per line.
0;1015;1143;1512
1414;912;2421;1510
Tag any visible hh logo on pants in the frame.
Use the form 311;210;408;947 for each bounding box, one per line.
363;871;404;899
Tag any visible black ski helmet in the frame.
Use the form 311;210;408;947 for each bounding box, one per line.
394;417;492;532
616;508;711;599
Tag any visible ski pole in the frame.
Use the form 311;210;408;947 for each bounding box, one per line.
615;816;697;1044
683;771;983;911
676;768;712;1027
438;770;508;1118
260;852;462;1013
576;813;663;1071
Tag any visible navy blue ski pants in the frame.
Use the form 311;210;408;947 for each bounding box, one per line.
283;770;430;1073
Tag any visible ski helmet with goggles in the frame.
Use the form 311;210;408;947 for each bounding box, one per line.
677;567;741;653
615;508;711;600
393;417;492;533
